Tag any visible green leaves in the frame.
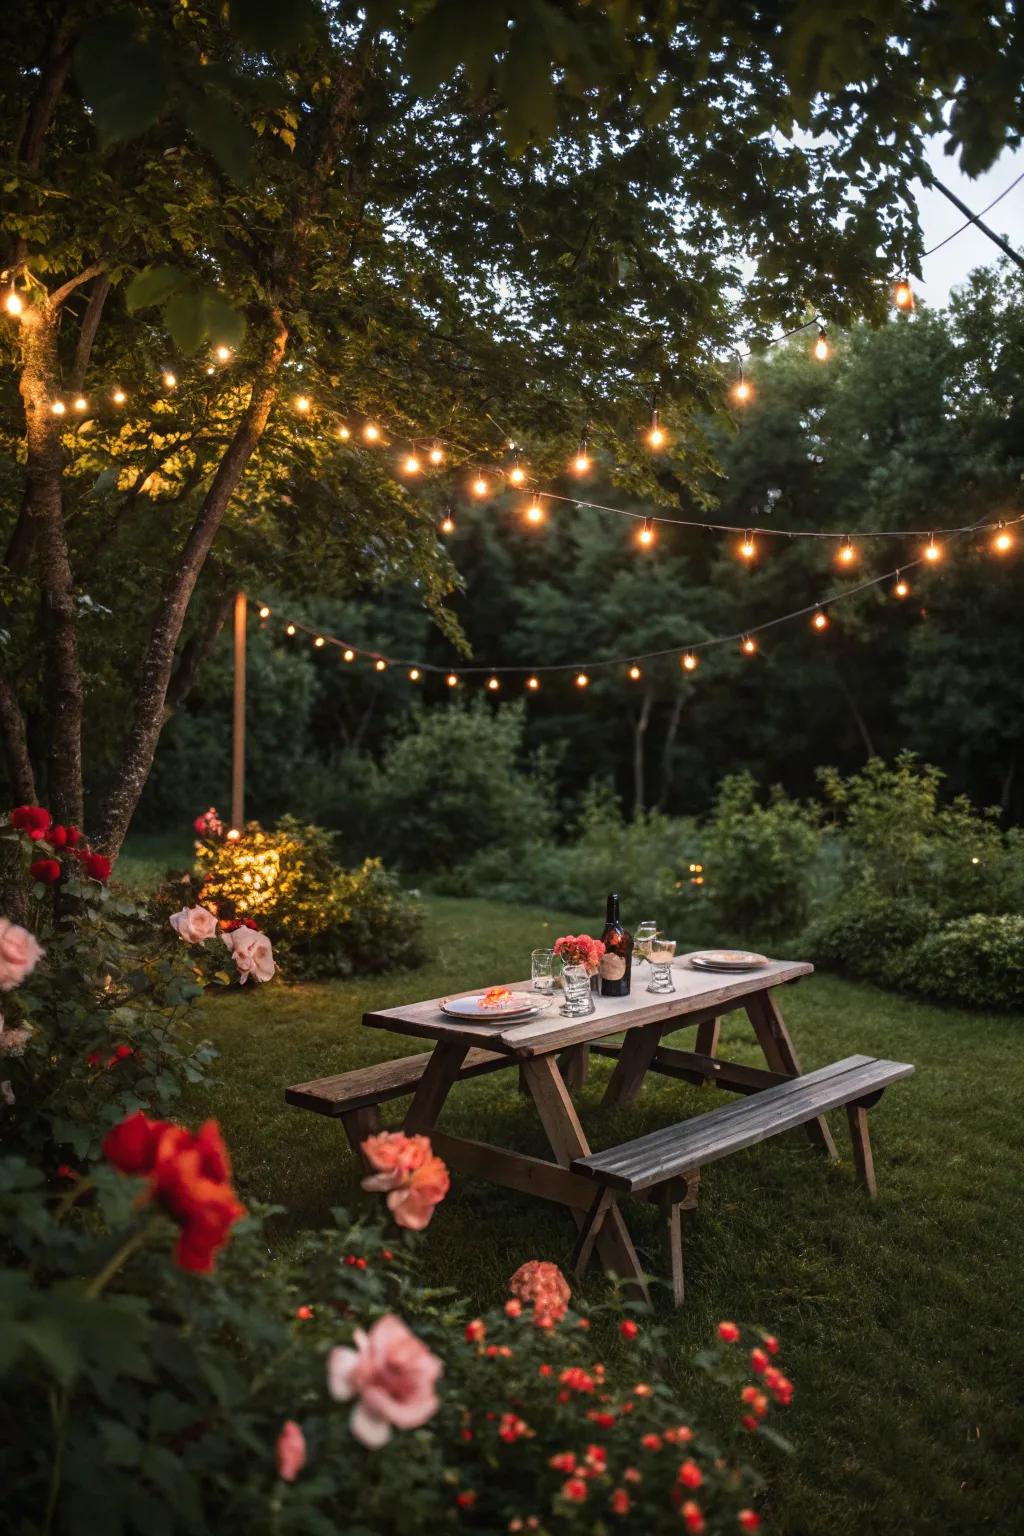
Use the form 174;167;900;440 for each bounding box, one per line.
126;267;247;355
74;14;169;148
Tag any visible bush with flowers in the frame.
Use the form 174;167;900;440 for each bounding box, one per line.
1;804;218;1168
152;811;426;980
1;1110;796;1536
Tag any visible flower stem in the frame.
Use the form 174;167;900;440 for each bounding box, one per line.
85;1222;155;1299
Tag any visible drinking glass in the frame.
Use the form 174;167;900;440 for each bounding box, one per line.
647;938;677;993
634;921;658;963
561;963;595;1017
531;948;555;994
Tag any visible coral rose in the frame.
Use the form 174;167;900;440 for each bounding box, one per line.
10;805;51;840
361;1132;449;1231
0;919;43;992
276;1420;306;1482
30;858;61;885
327;1314;442;1448
222;925;275;983
508;1260;571;1328
169;905;219;944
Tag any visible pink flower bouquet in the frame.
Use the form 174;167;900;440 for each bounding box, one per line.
553;933;605;975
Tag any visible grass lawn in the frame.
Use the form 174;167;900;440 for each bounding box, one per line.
180;894;1021;1536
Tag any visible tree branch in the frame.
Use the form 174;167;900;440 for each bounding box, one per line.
162;587;234;723
49;262;108;310
70;273;112;389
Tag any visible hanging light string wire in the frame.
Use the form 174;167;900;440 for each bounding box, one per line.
259;510;1019;678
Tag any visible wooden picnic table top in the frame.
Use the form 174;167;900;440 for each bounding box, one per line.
362;954;812;1059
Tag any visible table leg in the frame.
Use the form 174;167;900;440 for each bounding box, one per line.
559;1043;590;1093
601;1021;664;1107
522;1055;651;1303
744;991;838;1160
403;1041;470;1134
693;1016;721;1061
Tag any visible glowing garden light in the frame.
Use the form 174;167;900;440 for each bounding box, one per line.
487;676;500;691
163;370;176;389
741;635;758;655
682;652;698;672
343;648;355;662
73;396;87;412
893;573;910;598
924;535;942;563
471;474;489;498
732;373;752;405
402;453;421;475
215;345;232;362
575;672;589;688
526;675;540;690
337;424;351;440
409;668;421;681
837;537;857;566
439;512;456;535
812;608;829;631
893;279;913;310
446;673;459;687
814;327;830;362
636;518;655;548
259;605;271;619
509;462;526;485
314;635;325;648
363;422;380;442
4;289;23;316
112;388;127;405
992;525;1014;554
525;497;545;525
738;530;756;560
285;623;296;636
628;664;641;680
573;439;590;474
295;395;311;413
375;658;387;672
226;828;241;842
646;409;666;450
50;400;66;416
429;443;444;465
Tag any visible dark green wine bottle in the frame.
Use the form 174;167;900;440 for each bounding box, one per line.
599;892;633;997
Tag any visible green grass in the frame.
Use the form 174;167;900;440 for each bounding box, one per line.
118;831;194;894
186;896;1023;1536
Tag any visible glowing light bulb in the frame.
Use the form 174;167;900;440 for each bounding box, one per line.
338;424;351;441
73;396;87;412
409;668;421;682
285;623;296;636
163;371;176;389
637;519;655;548
893;280;913;310
893;576;909;598
682;653;698;672
525;498;544;525
526;676;540;690
924;537;941;563
732;377;752;404
446;673;459;687
205;365;215;376
472;475;489;498
739;532;756;560
343;648;355;662
375;658;387;672
259;605;271;619
363;423;380;442
50;400;66;416
576;673;589;688
646;420;666;450
837;538;856;565
429;444;444;465
573;441;590;474
509;464;526;485
5;289;23;316
112;388;127;405
993;527;1014;554
226;828;241;842
440;514;456;535
314;635;325;648
295;395;310;413
741;636;758;655
402;454;420;475
628;665;641;680
812;609;829;631
215;345;232;362
487;676;500;691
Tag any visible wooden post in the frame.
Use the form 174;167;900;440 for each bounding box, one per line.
231;592;247;832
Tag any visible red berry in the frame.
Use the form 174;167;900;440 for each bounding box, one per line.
763;1334;779;1354
717;1320;740;1343
738;1511;762;1531
619;1319;639;1340
678;1460;703;1489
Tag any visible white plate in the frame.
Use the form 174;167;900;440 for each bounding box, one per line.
440;990;538;1021
689;950;769;972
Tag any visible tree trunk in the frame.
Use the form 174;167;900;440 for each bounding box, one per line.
631;686;653;817
18;302;85;825
162;587;235;724
96;318;289;857
0;674;37;803
656;687;684;811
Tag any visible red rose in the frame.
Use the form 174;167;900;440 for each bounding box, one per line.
113;1043;135;1062
11;805;52;840
30;858;61;885
48;824;69;848
103;1110;168;1173
83;851;112;883
242;917;260;930
65;825;81;847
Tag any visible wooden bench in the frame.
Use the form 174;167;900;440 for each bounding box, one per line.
570;1054;914;1306
286;1047;509;1157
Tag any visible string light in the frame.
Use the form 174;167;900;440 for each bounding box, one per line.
893;573;910;598
739;531;756;560
509;462;526;485
893;279;914;310
741;635;758;655
409;668;421;681
646;408;666;450
573;439;590;474
112;388;127;405
682;653;698;672
576;672;589;688
637;518;655;548
526;675;540;690
226;828;241;842
285;623;296;636
258;605;271;619
447;673;459;687
215;345;232;363
4;289;23;316
375;658;387;672
314;635;325;648
205;365;215;376
343;648;355;662
472;475;489;498
295;395;311;413
440;512;456;535
73;396;87;412
993;525;1014;554
837;537;857;566
812;608;829;631
628;664;641;680
487;676;500;691
429;443;444;465
525;497;545;525
337;424;351;441
924;535;942;562
162;371;176;389
363;422;380;443
732;373;752;405
814;327;830;362
50;400;66;416
402;453;421;475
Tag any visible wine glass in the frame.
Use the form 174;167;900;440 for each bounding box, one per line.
647;938;677;993
634;921;658;964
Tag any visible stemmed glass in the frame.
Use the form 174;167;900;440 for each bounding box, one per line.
634;921;658;965
647;938;677;993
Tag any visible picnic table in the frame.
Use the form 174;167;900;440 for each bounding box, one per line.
357;955;831;1299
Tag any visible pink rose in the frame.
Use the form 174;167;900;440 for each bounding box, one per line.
169;905;219;945
0;919;43;992
361;1133;450;1230
362;1131;433;1184
275;1420;306;1482
327;1314;442;1448
222;926;275;984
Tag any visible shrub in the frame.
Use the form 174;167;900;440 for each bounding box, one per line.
701;775;820;942
187;814;425;978
804;889;937;984
902;913;1024;1011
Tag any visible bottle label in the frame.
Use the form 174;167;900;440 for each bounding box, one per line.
600;952;626;982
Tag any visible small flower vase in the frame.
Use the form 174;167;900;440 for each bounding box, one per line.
560;964;596;1017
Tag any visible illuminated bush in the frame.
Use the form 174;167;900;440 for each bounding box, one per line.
192;816;425;978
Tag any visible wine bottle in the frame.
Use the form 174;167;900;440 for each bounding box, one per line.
599;892;633;997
